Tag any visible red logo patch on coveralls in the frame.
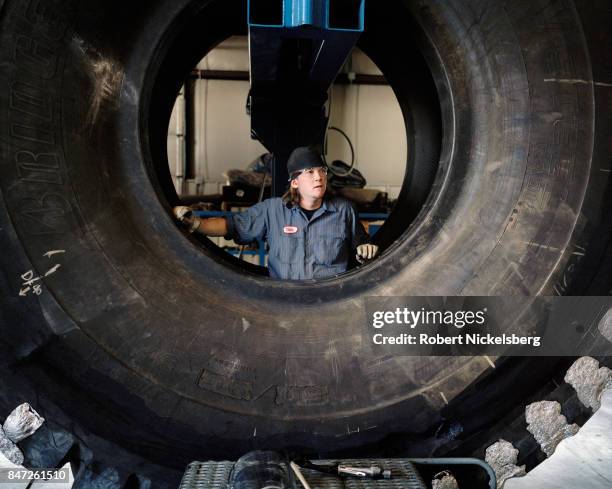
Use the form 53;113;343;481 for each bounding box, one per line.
283;226;298;234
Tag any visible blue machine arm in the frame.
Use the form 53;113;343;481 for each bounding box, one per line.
247;0;365;196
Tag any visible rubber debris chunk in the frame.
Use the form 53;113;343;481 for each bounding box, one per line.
525;401;579;457
3;403;44;443
564;356;612;412
0;425;24;465
485;439;526;488
432;470;459;489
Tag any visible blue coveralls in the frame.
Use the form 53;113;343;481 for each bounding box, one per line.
226;197;370;279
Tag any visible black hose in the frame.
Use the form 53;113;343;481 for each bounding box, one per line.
324;126;356;177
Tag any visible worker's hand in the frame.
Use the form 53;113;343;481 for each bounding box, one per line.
356;244;379;264
173;206;192;222
173;206;201;233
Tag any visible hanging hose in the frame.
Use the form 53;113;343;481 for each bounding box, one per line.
322;86;357;177
324;126;356;177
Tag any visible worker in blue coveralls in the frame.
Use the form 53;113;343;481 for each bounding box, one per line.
173;146;379;280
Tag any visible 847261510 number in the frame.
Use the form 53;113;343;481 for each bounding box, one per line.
0;468;70;483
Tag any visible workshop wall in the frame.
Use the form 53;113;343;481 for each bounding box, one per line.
167;37;407;198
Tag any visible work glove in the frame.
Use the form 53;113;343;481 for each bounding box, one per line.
173;206;201;233
356;244;379;264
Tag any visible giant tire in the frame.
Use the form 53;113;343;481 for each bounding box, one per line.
1;0;611;487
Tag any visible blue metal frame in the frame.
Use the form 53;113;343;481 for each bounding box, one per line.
248;0;364;31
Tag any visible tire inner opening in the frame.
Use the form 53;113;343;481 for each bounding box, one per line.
146;2;444;284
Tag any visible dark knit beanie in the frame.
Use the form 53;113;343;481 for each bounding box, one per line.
287;146;326;179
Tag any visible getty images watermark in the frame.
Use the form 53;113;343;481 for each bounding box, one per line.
371;306;541;347
364;297;612;356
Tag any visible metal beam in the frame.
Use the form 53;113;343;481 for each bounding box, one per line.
189;69;388;85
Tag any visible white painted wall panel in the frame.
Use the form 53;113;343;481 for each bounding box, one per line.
355;84;407;191
167;88;184;194
197;36;249;71
194;79;267;185
350;49;382;75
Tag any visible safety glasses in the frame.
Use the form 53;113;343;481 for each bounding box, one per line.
290;167;328;180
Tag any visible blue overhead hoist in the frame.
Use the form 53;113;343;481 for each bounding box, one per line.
247;0;365;196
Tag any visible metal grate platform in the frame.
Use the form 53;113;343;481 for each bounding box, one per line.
179;459;427;489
